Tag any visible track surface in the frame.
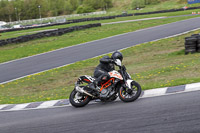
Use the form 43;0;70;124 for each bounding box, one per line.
1;17;200;83
0;91;200;133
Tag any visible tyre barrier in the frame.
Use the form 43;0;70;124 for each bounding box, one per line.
134;6;200;16
0;22;70;33
185;34;200;54
1;5;200;33
0;14;133;33
0;23;101;47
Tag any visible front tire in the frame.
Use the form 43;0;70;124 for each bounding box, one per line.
69;90;91;107
118;81;141;102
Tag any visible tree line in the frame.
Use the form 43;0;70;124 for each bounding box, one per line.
0;0;113;22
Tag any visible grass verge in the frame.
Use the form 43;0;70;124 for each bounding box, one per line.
0;29;199;104
109;0;200;14
0;15;199;63
1;9;200;40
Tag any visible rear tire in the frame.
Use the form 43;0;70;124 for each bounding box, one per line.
69;90;91;107
118;81;141;102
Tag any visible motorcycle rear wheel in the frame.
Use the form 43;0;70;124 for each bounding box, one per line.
118;81;141;102
69;90;91;107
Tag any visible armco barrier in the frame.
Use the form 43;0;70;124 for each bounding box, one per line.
0;23;101;47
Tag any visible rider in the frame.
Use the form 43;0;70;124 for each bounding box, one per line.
89;51;123;91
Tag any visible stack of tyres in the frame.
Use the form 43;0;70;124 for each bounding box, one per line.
197;37;200;52
191;34;200;52
185;37;197;55
0;23;101;47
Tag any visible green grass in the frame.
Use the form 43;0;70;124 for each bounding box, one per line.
0;22;95;40
0;0;199;105
5;0;191;25
66;1;200;19
0;29;200;104
0;15;199;63
2;0;198;26
1;7;200;40
109;0;200;14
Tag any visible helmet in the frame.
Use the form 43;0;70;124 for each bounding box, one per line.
111;51;123;61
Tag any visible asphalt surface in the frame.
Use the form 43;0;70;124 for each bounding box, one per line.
0;91;200;133
1;17;200;84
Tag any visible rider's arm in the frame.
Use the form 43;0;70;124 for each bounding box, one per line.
100;56;114;64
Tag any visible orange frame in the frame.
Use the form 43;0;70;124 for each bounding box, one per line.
100;78;115;92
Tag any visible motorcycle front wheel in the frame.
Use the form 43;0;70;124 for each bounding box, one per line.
69;90;91;107
118;81;141;102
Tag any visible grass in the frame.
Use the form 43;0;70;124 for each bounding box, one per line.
64;0;200;17
0;15;200;63
2;0;198;26
0;29;199;104
1;8;200;40
4;0;192;25
109;0;200;14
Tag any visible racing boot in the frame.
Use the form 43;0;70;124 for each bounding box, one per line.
89;80;100;92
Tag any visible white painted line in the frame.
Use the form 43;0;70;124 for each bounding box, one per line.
142;87;168;98
1;26;200;86
0;63;74;85
9;103;29;110
140;89;200;99
36;100;59;109
1;82;200;112
0;104;72;112
1;17;200;85
0;16;198;67
0;104;9;110
185;82;200;92
102;17;166;25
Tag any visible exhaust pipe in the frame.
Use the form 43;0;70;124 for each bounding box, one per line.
75;86;96;98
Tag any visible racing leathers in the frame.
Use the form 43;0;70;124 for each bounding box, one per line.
93;56;115;87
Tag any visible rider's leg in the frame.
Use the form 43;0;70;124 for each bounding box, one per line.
89;70;107;91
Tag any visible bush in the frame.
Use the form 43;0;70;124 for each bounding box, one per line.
132;0;145;9
76;5;95;14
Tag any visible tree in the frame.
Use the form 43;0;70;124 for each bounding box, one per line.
0;0;8;21
101;0;113;10
69;0;79;10
76;5;95;14
0;0;113;22
13;0;24;21
6;2;15;22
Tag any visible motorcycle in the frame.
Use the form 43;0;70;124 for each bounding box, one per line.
69;59;142;107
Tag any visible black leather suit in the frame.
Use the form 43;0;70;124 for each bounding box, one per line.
94;56;114;84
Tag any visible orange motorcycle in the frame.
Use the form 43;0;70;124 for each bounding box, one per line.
69;59;142;107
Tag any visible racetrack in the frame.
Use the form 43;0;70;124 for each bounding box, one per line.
1;91;200;133
1;17;200;84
